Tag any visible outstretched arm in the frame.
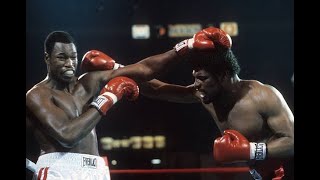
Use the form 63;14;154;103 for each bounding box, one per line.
106;26;232;84
140;79;201;103
80;49;182;92
107;49;181;83
80;50;200;103
81;27;233;99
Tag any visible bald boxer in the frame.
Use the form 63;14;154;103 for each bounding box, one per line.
26;29;219;179
139;27;294;179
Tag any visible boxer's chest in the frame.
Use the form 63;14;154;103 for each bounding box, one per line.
226;102;265;141
52;90;82;118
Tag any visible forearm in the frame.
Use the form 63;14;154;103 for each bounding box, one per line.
266;136;294;159
138;49;182;79
58;108;102;147
213;130;294;163
109;50;182;83
140;80;200;103
62;76;139;148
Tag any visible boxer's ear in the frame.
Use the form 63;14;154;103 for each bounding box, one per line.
44;52;49;63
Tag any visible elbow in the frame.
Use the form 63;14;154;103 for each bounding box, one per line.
267;135;294;159
136;62;159;81
55;132;80;148
141;67;157;82
59;138;78;148
58;137;79;148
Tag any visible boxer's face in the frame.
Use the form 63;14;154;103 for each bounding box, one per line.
46;42;78;83
193;69;223;104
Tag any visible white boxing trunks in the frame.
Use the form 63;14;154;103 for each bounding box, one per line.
35;152;110;180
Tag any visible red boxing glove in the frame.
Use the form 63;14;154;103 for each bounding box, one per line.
213;130;267;163
81;50;124;72
174;27;232;56
202;27;232;49
90;76;139;115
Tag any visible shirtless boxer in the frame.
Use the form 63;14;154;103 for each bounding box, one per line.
140;27;294;179
26;28;219;179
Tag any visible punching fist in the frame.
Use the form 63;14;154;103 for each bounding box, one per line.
213;130;267;163
81;50;124;72
90;76;139;115
201;27;232;49
174;27;232;56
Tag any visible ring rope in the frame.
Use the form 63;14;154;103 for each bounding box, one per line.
110;167;250;174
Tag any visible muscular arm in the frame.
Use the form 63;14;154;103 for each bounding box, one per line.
82;49;184;94
91;50;182;85
26;87;102;148
260;85;294;159
104;26;232;83
140;79;201;103
81;27;231;93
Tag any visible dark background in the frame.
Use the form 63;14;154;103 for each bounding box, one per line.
26;0;294;179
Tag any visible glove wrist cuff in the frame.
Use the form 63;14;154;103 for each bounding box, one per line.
114;63;124;70
90;96;106;115
174;38;193;56
90;92;118;115
187;38;194;49
250;142;267;160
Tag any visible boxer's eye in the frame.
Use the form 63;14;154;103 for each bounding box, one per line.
197;76;208;81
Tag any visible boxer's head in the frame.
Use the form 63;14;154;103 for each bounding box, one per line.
191;49;240;103
44;31;78;83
